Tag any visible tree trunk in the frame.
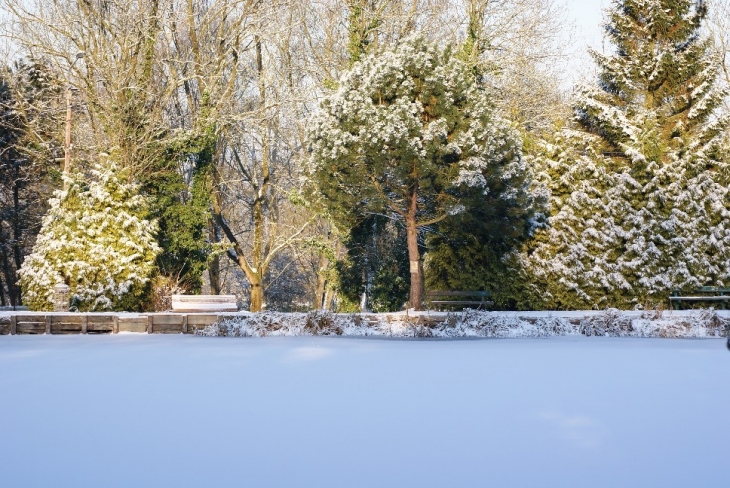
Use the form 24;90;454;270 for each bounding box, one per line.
11;165;22;305
248;34;271;312
250;33;269;314
323;288;335;310
0;248;16;307
313;223;332;310
360;263;369;312
313;253;328;309
208;253;221;295
406;188;423;310
207;218;221;295
0;273;5;307
250;278;263;312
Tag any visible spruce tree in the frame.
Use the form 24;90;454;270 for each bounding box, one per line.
526;0;730;309
19;160;160;311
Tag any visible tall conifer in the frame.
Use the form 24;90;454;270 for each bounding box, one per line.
527;0;730;309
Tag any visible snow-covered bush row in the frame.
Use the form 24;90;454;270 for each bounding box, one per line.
195;309;729;339
579;309;728;338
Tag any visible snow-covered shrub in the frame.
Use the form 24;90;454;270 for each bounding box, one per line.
197;310;578;338
579;309;634;337
19;160;160;311
304;310;344;335
577;308;728;338
631;309;729;338
196;311;357;337
437;309;574;338
144;274;189;312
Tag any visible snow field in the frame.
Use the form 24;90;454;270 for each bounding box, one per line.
1;334;729;487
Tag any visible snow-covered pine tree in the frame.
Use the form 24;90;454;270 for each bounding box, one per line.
307;37;526;310
526;0;730;309
19;159;160;311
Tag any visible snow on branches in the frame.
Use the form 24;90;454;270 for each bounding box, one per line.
306;36;531;309
307;36;525;219
525;0;730;309
19;159;160;311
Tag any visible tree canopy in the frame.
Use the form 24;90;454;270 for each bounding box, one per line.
19;161;160;311
525;0;730;309
4;0;728;313
308;37;529;309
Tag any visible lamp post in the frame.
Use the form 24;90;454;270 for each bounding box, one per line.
63;52;85;185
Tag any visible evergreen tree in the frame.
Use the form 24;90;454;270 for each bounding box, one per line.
424;2;551;309
336;215;411;312
139;136;212;297
19;160;160;311
308;37;525;309
526;0;730;309
0;65;30;307
326;1;413;312
0;61;61;308
425;173;547;310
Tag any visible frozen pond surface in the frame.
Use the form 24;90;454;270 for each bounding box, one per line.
1;335;729;487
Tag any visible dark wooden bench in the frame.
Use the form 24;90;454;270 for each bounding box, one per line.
669;287;730;310
425;291;493;311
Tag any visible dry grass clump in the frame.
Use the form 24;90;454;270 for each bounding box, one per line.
195;308;729;338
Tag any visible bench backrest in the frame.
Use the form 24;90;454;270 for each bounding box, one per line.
425;291;491;298
171;294;238;312
672;287;730;295
695;287;730;293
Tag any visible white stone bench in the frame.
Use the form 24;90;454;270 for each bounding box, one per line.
171;295;238;312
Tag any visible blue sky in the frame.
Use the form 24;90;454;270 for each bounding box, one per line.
568;0;608;49
562;0;610;87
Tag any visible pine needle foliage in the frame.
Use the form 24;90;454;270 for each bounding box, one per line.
308;37;526;308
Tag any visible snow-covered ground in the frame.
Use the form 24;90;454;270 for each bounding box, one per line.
1;334;729;487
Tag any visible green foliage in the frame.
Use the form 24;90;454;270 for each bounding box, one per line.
0;66;28;306
138;130;215;293
426;177;548;310
309;37;521;226
346;1;380;64
336;216;411;312
309;37;533;308
19;160;160;311
525;0;730;310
